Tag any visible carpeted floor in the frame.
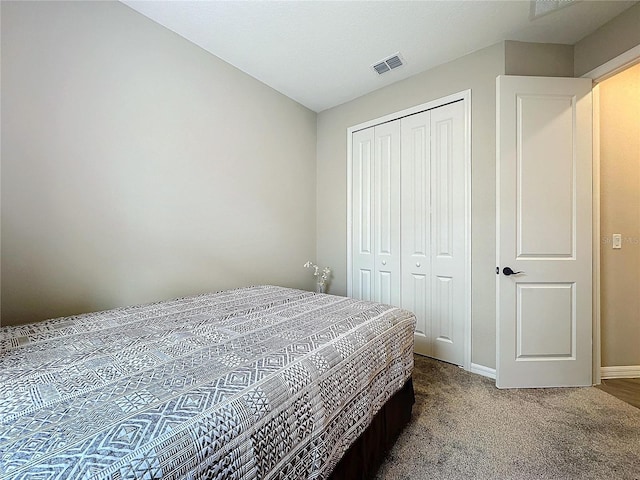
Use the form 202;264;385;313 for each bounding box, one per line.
377;355;640;480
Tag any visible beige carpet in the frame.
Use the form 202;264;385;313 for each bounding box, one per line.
377;355;640;480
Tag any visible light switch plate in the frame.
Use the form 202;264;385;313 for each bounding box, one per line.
612;234;622;249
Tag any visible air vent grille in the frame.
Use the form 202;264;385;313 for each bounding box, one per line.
386;55;402;69
372;52;404;75
530;0;576;19
373;62;390;74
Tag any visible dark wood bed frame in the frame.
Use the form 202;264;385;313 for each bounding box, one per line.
329;378;415;479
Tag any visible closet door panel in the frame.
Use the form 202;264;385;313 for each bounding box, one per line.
374;120;401;306
401;112;431;355
434;276;454;342
434;117;454;259
430;101;466;364
351;127;375;301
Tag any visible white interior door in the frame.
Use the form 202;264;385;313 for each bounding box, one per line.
374;121;401;306
429;102;466;365
496;75;593;388
351;121;401;305
401;111;431;356
349;93;470;369
351;127;375;301
401;102;466;365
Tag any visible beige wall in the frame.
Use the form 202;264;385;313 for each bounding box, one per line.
599;63;640;367
574;2;640;77
505;41;574;77
317;43;505;368
1;1;317;325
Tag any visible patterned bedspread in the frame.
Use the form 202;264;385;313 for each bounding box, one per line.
0;286;415;480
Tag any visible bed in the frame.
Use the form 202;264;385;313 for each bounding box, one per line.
0;285;415;479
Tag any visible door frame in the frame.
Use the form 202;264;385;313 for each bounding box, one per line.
346;89;472;371
582;45;640;385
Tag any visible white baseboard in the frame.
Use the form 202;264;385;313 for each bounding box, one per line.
470;363;496;380
468;364;639;381
601;365;640;379
468;364;639;382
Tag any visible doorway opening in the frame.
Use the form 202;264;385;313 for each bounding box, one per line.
591;59;640;385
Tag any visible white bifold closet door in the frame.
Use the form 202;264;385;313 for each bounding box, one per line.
351;101;465;366
401;102;466;363
351;120;401;306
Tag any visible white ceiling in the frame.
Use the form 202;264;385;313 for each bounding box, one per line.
122;0;637;112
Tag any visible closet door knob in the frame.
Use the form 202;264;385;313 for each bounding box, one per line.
382;260;387;265
416;262;421;267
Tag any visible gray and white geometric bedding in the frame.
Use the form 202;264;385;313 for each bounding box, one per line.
0;285;415;480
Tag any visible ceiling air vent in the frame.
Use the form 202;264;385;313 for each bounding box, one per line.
372;52;404;75
530;0;576;19
373;62;390;74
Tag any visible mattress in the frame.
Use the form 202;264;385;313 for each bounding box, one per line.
0;285;415;480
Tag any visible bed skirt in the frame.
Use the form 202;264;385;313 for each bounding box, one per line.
329;377;415;480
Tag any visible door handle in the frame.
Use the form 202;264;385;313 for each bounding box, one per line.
502;267;524;276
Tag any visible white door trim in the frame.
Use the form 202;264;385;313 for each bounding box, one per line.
348;90;472;134
582;45;640;83
591;84;602;386
582;46;640;386
346;89;472;371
